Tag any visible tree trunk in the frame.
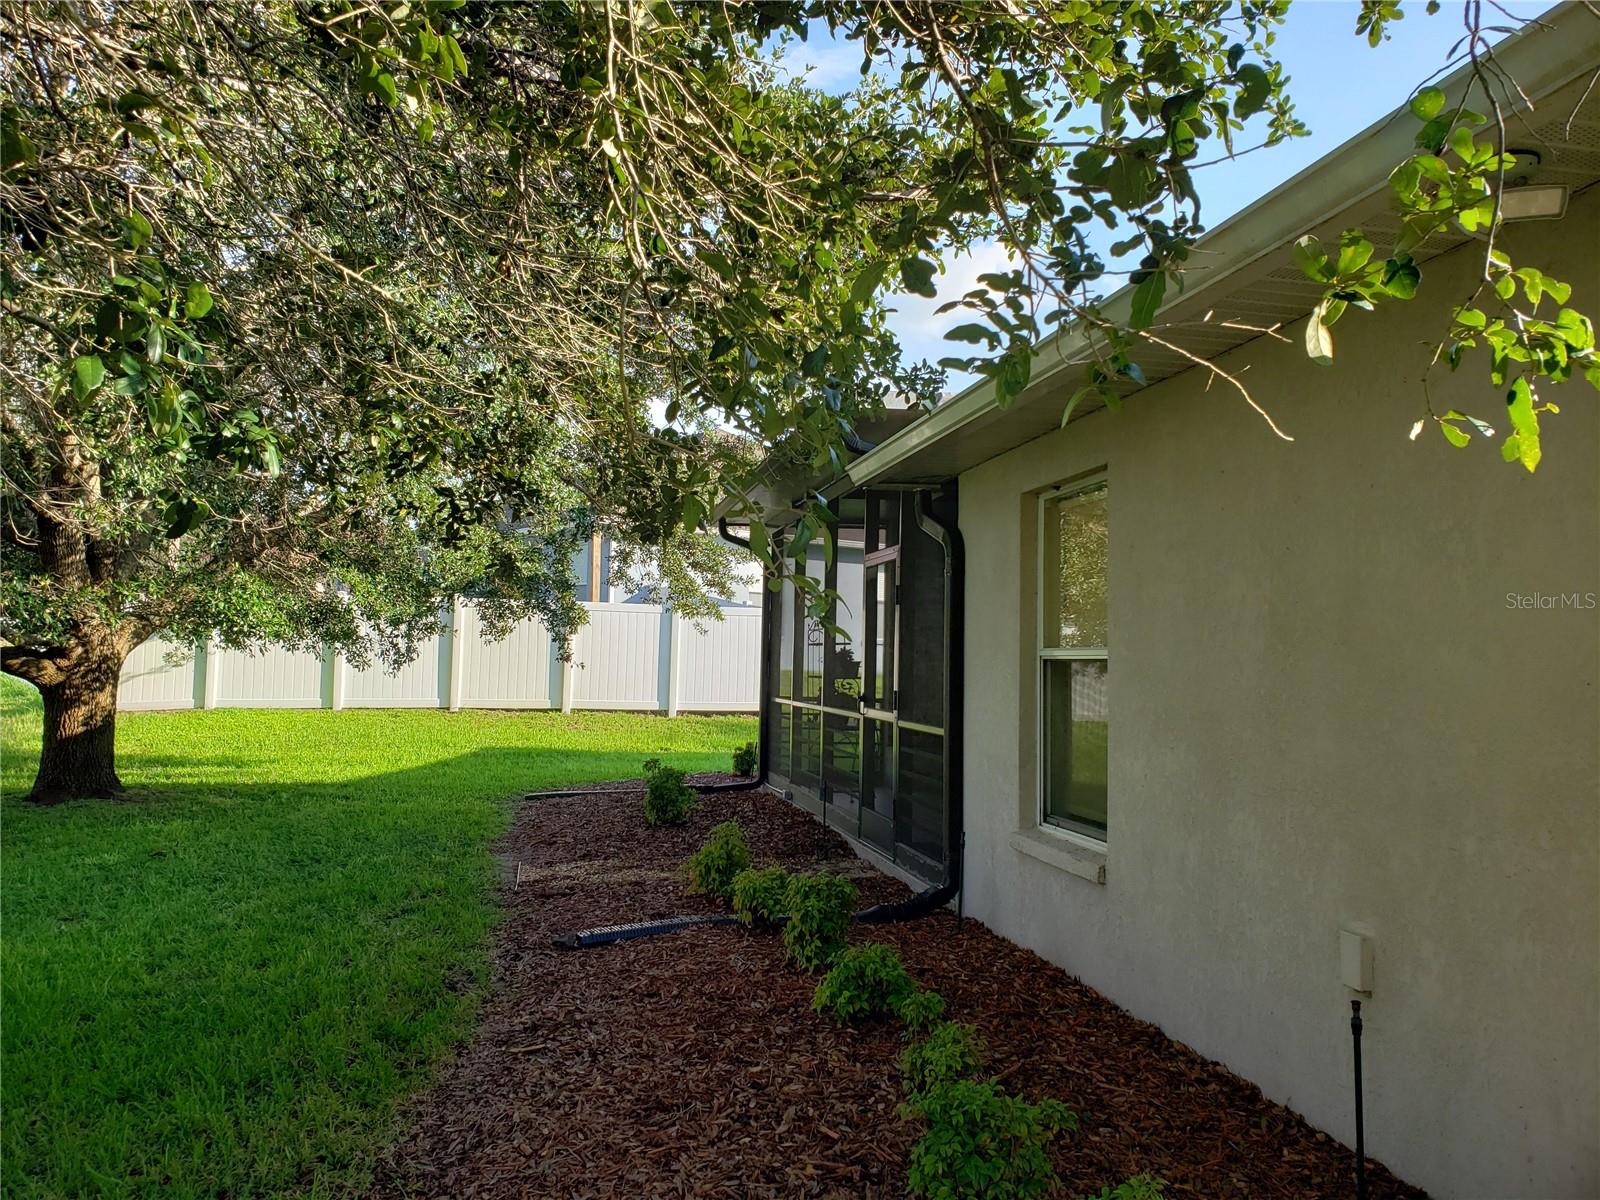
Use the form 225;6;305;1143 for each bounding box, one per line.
28;640;127;805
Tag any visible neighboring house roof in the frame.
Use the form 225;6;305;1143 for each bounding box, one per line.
831;3;1600;492
620;587;755;608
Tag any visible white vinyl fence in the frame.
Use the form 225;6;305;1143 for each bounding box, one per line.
118;601;759;714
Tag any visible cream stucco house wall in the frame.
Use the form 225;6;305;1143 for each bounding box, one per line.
741;10;1600;1197
956;181;1598;1200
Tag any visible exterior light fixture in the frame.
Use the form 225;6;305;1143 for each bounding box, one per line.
1497;149;1568;222
1498;183;1569;221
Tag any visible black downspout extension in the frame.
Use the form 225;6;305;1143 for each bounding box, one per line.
1352;1000;1367;1200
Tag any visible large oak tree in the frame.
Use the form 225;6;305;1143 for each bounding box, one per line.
3;0;1593;801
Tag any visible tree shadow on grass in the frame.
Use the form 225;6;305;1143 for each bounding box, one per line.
0;734;748;1200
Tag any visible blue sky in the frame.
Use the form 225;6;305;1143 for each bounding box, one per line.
773;1;1500;386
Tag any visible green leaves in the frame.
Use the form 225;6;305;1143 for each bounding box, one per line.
945;323;1000;350
899;257;938;298
994;346;1033;403
1380;255;1420;300
1129;272;1165;331
1106;154;1158;209
1233;63;1272;118
1335;232;1374;275
1502;378;1541;473
161;495;211;538
1409;86;1446;121
1515;267;1571;310
122;210;153;250
851;261;888;307
1293;236;1333;283
184;281;214;318
73;355;107;398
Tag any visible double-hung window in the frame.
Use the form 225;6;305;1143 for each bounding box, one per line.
1038;479;1108;841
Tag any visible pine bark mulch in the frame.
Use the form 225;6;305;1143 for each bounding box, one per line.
371;787;1426;1199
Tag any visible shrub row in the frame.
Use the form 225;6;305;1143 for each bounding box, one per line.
678;822;860;974
809;940;1162;1200
668;791;1160;1200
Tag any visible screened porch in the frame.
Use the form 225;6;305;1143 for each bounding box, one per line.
762;485;959;885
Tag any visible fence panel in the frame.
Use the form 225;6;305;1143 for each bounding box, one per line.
677;609;761;712
118;638;200;711
571;603;665;709
209;644;326;708
346;629;449;708
455;607;557;709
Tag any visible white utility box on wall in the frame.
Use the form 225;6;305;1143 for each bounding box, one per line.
1340;928;1374;995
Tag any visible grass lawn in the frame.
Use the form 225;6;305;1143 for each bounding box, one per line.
0;676;754;1199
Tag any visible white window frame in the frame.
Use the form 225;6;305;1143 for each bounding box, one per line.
1036;476;1108;846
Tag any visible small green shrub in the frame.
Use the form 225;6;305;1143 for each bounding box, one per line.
732;866;791;926
732;740;757;776
903;1079;1077;1200
812;943;916;1022
683;821;751;901
642;757;697;826
781;871;858;971
901;1021;985;1102
1084;1177;1166;1200
896;987;947;1034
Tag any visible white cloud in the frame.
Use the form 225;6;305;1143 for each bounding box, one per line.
770;36;871;94
884;240;1019;391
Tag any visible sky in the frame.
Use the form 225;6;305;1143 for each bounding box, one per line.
773;1;1507;387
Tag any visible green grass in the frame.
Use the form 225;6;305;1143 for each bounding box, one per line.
0;676;754;1199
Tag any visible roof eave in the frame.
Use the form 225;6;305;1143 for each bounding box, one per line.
847;1;1598;490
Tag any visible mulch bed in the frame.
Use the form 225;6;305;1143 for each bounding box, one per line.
371;787;1426;1199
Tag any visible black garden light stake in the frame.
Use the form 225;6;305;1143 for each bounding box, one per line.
1351;999;1366;1200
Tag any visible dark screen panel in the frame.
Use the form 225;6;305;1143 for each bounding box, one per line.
895;726;946;867
863;562;895;710
769;701;793;782
897;496;947;729
823;711;861;814
800;549;826;702
794;706;822;792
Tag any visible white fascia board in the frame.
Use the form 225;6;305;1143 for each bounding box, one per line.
848;0;1597;490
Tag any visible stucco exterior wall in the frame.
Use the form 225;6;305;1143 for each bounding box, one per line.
957;187;1598;1199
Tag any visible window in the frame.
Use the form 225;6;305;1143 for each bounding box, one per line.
1039;480;1108;840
